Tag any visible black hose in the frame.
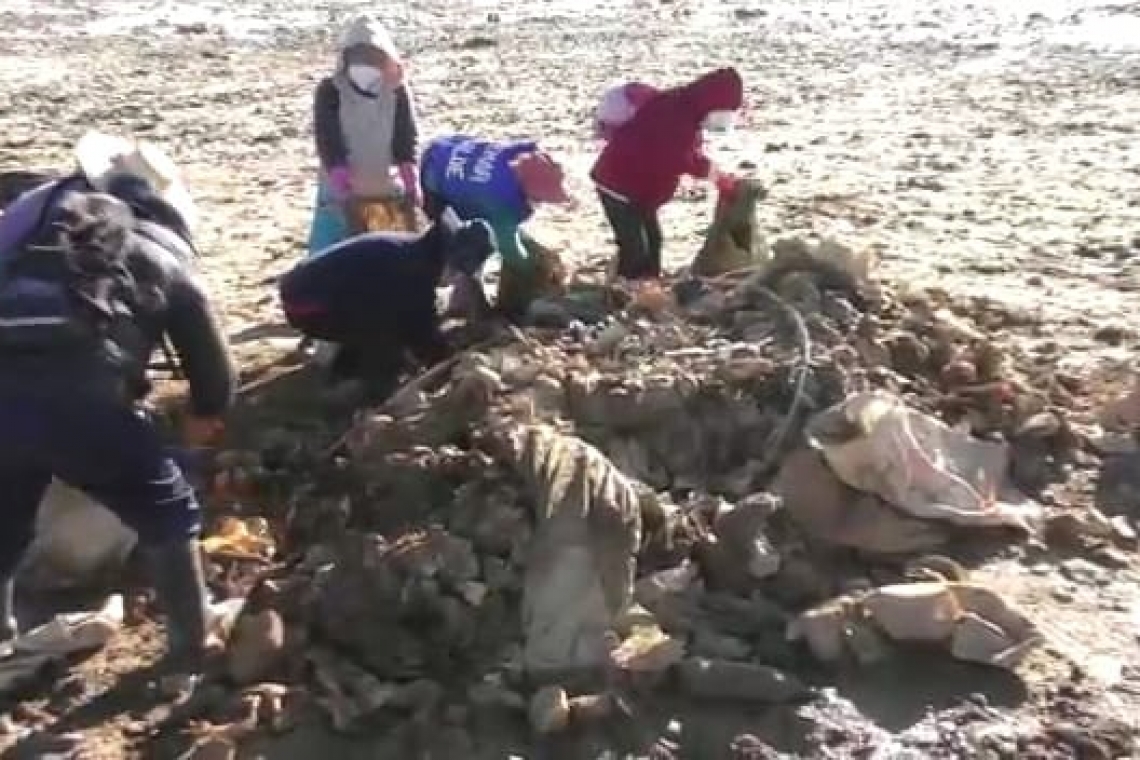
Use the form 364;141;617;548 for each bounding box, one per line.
753;285;812;475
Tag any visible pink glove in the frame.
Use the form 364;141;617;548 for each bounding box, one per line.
397;162;420;207
327;166;352;201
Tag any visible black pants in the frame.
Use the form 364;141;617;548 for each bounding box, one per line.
287;307;448;402
597;189;662;280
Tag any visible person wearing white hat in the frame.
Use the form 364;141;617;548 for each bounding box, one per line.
308;15;421;255
0;131;235;686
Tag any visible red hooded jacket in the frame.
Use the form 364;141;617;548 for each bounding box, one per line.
590;67;744;213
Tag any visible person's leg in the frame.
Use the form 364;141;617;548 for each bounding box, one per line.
0;395;54;654
0;467;50;655
597;189;650;280
643;209;664;278
354;331;411;403
421;189;448;222
48;400;207;674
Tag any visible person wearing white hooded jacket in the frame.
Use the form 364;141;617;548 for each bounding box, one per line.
308;16;421;255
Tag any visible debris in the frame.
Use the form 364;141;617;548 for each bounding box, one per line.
506;424;642;677
790;581;1042;669
808;391;1041;531
15;594;123;657
202;517;276;562
528;686;629;735
773;448;948;554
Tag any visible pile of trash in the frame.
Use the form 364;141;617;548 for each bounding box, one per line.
22;235;1129;756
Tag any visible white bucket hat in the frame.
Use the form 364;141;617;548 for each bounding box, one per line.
74;131;198;232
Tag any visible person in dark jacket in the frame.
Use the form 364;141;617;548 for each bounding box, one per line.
0;134;235;682
308;15;421;255
280;209;495;402
590;67;744;280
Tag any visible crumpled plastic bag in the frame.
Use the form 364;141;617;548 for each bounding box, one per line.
789;581;1041;670
691;177;769;277
16;594;124;657
0;594;125;697
773;448;949;554
23;480;138;590
504;424;642;676
807;391;1041;531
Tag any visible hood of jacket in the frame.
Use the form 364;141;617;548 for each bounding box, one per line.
679;67;744;119
339;16;401;64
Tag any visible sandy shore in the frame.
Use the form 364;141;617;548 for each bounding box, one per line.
1;0;1139;756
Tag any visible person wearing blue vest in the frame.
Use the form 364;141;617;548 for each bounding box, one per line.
419;135;571;320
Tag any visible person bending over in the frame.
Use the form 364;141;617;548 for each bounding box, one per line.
280;209;495;403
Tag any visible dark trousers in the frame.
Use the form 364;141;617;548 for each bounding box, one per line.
286;306;448;402
597;189;663;280
0;387;201;579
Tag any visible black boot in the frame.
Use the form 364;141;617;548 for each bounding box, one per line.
0;578;16;658
143;539;209;675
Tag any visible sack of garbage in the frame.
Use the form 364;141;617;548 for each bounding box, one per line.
691;176;768;277
806;391;1041;531
502;424;642;677
22;480;137;590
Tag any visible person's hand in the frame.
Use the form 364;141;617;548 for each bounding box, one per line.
327;166;353;202
711;167;738;194
397;163;421;208
182;415;225;447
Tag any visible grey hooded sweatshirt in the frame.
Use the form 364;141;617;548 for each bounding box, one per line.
313;17;418;197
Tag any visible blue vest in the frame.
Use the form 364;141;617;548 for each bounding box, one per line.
421;136;535;226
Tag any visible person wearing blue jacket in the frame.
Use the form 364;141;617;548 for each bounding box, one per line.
419;135;570;319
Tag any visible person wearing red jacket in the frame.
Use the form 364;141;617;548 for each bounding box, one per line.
590;67;744;280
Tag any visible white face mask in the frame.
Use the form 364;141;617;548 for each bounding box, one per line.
347;64;384;94
703;110;737;134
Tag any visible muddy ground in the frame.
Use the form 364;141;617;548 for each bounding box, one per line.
0;0;1138;757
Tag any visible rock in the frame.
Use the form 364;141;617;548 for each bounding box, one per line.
772;449;947;554
635;562;701;611
459;581;488;607
677;658;809;703
610;623;686;674
787;603;848;662
950;612;1018;665
690;628;751;660
227;610;286;686
862;583;960;642
529;686;570;734
1060;558;1107;586
703;494;782;586
467;679;526;711
390;679;444;712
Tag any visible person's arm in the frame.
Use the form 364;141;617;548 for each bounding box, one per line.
481;201;529;266
392;85;418;166
393;85;421;206
682;142;714;180
313;79;348;172
164;268;237;418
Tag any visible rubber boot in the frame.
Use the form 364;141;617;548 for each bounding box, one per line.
0;578;16;659
144;539;209;678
